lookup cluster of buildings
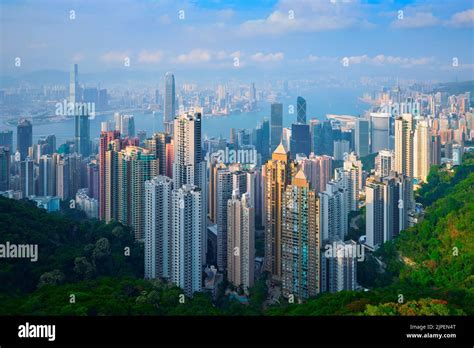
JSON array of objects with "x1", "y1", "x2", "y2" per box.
[{"x1": 1, "y1": 67, "x2": 472, "y2": 302}]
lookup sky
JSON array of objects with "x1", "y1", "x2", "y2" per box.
[{"x1": 0, "y1": 0, "x2": 473, "y2": 82}]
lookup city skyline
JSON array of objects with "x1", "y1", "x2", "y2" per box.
[{"x1": 0, "y1": 2, "x2": 473, "y2": 342}]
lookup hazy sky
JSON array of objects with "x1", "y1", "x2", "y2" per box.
[{"x1": 1, "y1": 0, "x2": 473, "y2": 81}]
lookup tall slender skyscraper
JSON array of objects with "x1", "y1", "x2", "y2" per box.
[
  {"x1": 118, "y1": 146, "x2": 159, "y2": 240},
  {"x1": 69, "y1": 64, "x2": 79, "y2": 104},
  {"x1": 227, "y1": 191, "x2": 255, "y2": 290},
  {"x1": 99, "y1": 131, "x2": 120, "y2": 220},
  {"x1": 144, "y1": 176, "x2": 173, "y2": 280},
  {"x1": 17, "y1": 119, "x2": 32, "y2": 161},
  {"x1": 355, "y1": 119, "x2": 370, "y2": 157},
  {"x1": 264, "y1": 142, "x2": 295, "y2": 279},
  {"x1": 394, "y1": 114, "x2": 414, "y2": 209},
  {"x1": 20, "y1": 157, "x2": 35, "y2": 197},
  {"x1": 173, "y1": 113, "x2": 205, "y2": 189},
  {"x1": 71, "y1": 64, "x2": 90, "y2": 157},
  {"x1": 270, "y1": 103, "x2": 283, "y2": 152},
  {"x1": 216, "y1": 165, "x2": 232, "y2": 271},
  {"x1": 171, "y1": 184, "x2": 203, "y2": 296},
  {"x1": 281, "y1": 169, "x2": 320, "y2": 300},
  {"x1": 164, "y1": 72, "x2": 176, "y2": 135},
  {"x1": 173, "y1": 112, "x2": 207, "y2": 263},
  {"x1": 296, "y1": 96, "x2": 306, "y2": 124}
]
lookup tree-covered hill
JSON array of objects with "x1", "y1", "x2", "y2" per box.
[{"x1": 0, "y1": 198, "x2": 143, "y2": 294}]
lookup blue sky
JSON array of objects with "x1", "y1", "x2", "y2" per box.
[{"x1": 0, "y1": 0, "x2": 473, "y2": 81}]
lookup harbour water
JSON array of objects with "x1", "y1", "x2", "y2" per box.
[{"x1": 2, "y1": 87, "x2": 369, "y2": 148}]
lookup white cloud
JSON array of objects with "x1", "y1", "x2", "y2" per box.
[
  {"x1": 445, "y1": 9, "x2": 474, "y2": 28},
  {"x1": 101, "y1": 51, "x2": 129, "y2": 63},
  {"x1": 251, "y1": 52, "x2": 284, "y2": 63},
  {"x1": 342, "y1": 54, "x2": 434, "y2": 68},
  {"x1": 240, "y1": 0, "x2": 371, "y2": 35},
  {"x1": 138, "y1": 50, "x2": 163, "y2": 63},
  {"x1": 175, "y1": 49, "x2": 212, "y2": 64},
  {"x1": 307, "y1": 55, "x2": 338, "y2": 63},
  {"x1": 391, "y1": 12, "x2": 440, "y2": 29}
]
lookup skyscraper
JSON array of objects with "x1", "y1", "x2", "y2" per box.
[
  {"x1": 296, "y1": 96, "x2": 306, "y2": 124},
  {"x1": 71, "y1": 64, "x2": 90, "y2": 157},
  {"x1": 281, "y1": 169, "x2": 320, "y2": 300},
  {"x1": 144, "y1": 176, "x2": 173, "y2": 280},
  {"x1": 38, "y1": 155, "x2": 56, "y2": 196},
  {"x1": 216, "y1": 165, "x2": 232, "y2": 271},
  {"x1": 320, "y1": 240, "x2": 357, "y2": 293},
  {"x1": 171, "y1": 184, "x2": 203, "y2": 297},
  {"x1": 413, "y1": 119, "x2": 431, "y2": 183},
  {"x1": 365, "y1": 172, "x2": 410, "y2": 249},
  {"x1": 0, "y1": 147, "x2": 10, "y2": 191},
  {"x1": 375, "y1": 150, "x2": 394, "y2": 178},
  {"x1": 301, "y1": 154, "x2": 332, "y2": 194},
  {"x1": 0, "y1": 130, "x2": 13, "y2": 151},
  {"x1": 173, "y1": 112, "x2": 206, "y2": 263},
  {"x1": 145, "y1": 132, "x2": 172, "y2": 176},
  {"x1": 336, "y1": 153, "x2": 363, "y2": 212},
  {"x1": 227, "y1": 191, "x2": 255, "y2": 290},
  {"x1": 99, "y1": 131, "x2": 120, "y2": 220},
  {"x1": 118, "y1": 146, "x2": 158, "y2": 240},
  {"x1": 270, "y1": 103, "x2": 283, "y2": 152},
  {"x1": 173, "y1": 113, "x2": 205, "y2": 189},
  {"x1": 56, "y1": 155, "x2": 70, "y2": 200},
  {"x1": 17, "y1": 119, "x2": 32, "y2": 161},
  {"x1": 430, "y1": 134, "x2": 441, "y2": 166},
  {"x1": 69, "y1": 64, "x2": 79, "y2": 104},
  {"x1": 290, "y1": 123, "x2": 311, "y2": 159},
  {"x1": 370, "y1": 113, "x2": 391, "y2": 153},
  {"x1": 312, "y1": 120, "x2": 333, "y2": 156},
  {"x1": 264, "y1": 142, "x2": 295, "y2": 279},
  {"x1": 20, "y1": 157, "x2": 34, "y2": 197},
  {"x1": 394, "y1": 114, "x2": 414, "y2": 209},
  {"x1": 255, "y1": 119, "x2": 270, "y2": 162},
  {"x1": 164, "y1": 72, "x2": 176, "y2": 134},
  {"x1": 355, "y1": 119, "x2": 370, "y2": 157},
  {"x1": 319, "y1": 180, "x2": 348, "y2": 242}
]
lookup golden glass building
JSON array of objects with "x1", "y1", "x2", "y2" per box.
[
  {"x1": 281, "y1": 169, "x2": 320, "y2": 300},
  {"x1": 263, "y1": 142, "x2": 295, "y2": 280}
]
